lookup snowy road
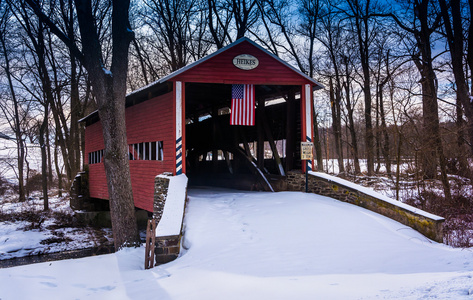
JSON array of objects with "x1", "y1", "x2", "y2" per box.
[{"x1": 0, "y1": 188, "x2": 472, "y2": 299}]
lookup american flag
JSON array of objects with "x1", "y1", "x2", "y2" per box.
[{"x1": 230, "y1": 84, "x2": 255, "y2": 126}]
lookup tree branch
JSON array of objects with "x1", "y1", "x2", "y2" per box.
[{"x1": 24, "y1": 0, "x2": 85, "y2": 65}]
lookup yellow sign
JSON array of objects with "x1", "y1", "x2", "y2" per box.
[{"x1": 301, "y1": 142, "x2": 314, "y2": 160}]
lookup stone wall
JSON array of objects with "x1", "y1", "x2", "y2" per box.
[
  {"x1": 155, "y1": 235, "x2": 181, "y2": 264},
  {"x1": 70, "y1": 169, "x2": 111, "y2": 211},
  {"x1": 286, "y1": 171, "x2": 445, "y2": 243},
  {"x1": 154, "y1": 173, "x2": 172, "y2": 223},
  {"x1": 70, "y1": 171, "x2": 89, "y2": 210}
]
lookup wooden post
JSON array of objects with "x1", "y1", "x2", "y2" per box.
[
  {"x1": 174, "y1": 81, "x2": 184, "y2": 175},
  {"x1": 241, "y1": 130, "x2": 253, "y2": 158},
  {"x1": 286, "y1": 90, "x2": 295, "y2": 171},
  {"x1": 300, "y1": 84, "x2": 313, "y2": 173},
  {"x1": 212, "y1": 106, "x2": 218, "y2": 172},
  {"x1": 262, "y1": 112, "x2": 285, "y2": 176},
  {"x1": 144, "y1": 219, "x2": 157, "y2": 269},
  {"x1": 257, "y1": 98, "x2": 265, "y2": 171},
  {"x1": 224, "y1": 151, "x2": 233, "y2": 174}
]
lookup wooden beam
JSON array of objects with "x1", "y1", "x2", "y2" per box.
[
  {"x1": 235, "y1": 147, "x2": 274, "y2": 192},
  {"x1": 212, "y1": 106, "x2": 218, "y2": 172},
  {"x1": 224, "y1": 151, "x2": 233, "y2": 174},
  {"x1": 257, "y1": 98, "x2": 265, "y2": 170},
  {"x1": 262, "y1": 112, "x2": 285, "y2": 176},
  {"x1": 240, "y1": 129, "x2": 253, "y2": 158},
  {"x1": 286, "y1": 90, "x2": 296, "y2": 171}
]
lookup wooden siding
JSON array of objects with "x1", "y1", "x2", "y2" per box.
[
  {"x1": 174, "y1": 41, "x2": 313, "y2": 85},
  {"x1": 85, "y1": 92, "x2": 175, "y2": 211}
]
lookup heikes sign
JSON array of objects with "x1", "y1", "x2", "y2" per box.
[{"x1": 233, "y1": 54, "x2": 259, "y2": 70}]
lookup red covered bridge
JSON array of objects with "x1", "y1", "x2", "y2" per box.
[{"x1": 77, "y1": 37, "x2": 323, "y2": 212}]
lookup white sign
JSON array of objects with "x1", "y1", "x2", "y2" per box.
[
  {"x1": 233, "y1": 54, "x2": 259, "y2": 70},
  {"x1": 301, "y1": 142, "x2": 314, "y2": 160}
]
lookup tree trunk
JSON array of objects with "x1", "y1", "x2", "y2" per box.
[
  {"x1": 98, "y1": 86, "x2": 139, "y2": 248},
  {"x1": 65, "y1": 0, "x2": 81, "y2": 183},
  {"x1": 395, "y1": 130, "x2": 402, "y2": 201},
  {"x1": 343, "y1": 63, "x2": 361, "y2": 174},
  {"x1": 69, "y1": 56, "x2": 82, "y2": 182},
  {"x1": 400, "y1": 0, "x2": 452, "y2": 200},
  {"x1": 54, "y1": 136, "x2": 63, "y2": 197},
  {"x1": 375, "y1": 85, "x2": 381, "y2": 173},
  {"x1": 379, "y1": 84, "x2": 392, "y2": 177},
  {"x1": 455, "y1": 95, "x2": 470, "y2": 177},
  {"x1": 46, "y1": 123, "x2": 53, "y2": 184},
  {"x1": 23, "y1": 0, "x2": 145, "y2": 248},
  {"x1": 39, "y1": 104, "x2": 49, "y2": 211},
  {"x1": 0, "y1": 32, "x2": 26, "y2": 202},
  {"x1": 439, "y1": 0, "x2": 473, "y2": 156},
  {"x1": 85, "y1": 0, "x2": 140, "y2": 249},
  {"x1": 313, "y1": 113, "x2": 324, "y2": 171},
  {"x1": 418, "y1": 53, "x2": 451, "y2": 200},
  {"x1": 363, "y1": 72, "x2": 375, "y2": 176},
  {"x1": 329, "y1": 77, "x2": 344, "y2": 173},
  {"x1": 351, "y1": 2, "x2": 375, "y2": 176}
]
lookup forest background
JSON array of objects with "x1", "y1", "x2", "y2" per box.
[{"x1": 0, "y1": 0, "x2": 472, "y2": 247}]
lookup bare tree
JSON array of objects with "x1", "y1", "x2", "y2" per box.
[
  {"x1": 343, "y1": 0, "x2": 385, "y2": 176},
  {"x1": 316, "y1": 0, "x2": 346, "y2": 173},
  {"x1": 207, "y1": 0, "x2": 232, "y2": 48},
  {"x1": 257, "y1": 0, "x2": 309, "y2": 73},
  {"x1": 341, "y1": 54, "x2": 361, "y2": 174},
  {"x1": 231, "y1": 0, "x2": 259, "y2": 39},
  {"x1": 10, "y1": 1, "x2": 54, "y2": 209},
  {"x1": 142, "y1": 0, "x2": 211, "y2": 73},
  {"x1": 372, "y1": 28, "x2": 406, "y2": 178},
  {"x1": 383, "y1": 0, "x2": 451, "y2": 200},
  {"x1": 438, "y1": 0, "x2": 472, "y2": 177},
  {"x1": 58, "y1": 0, "x2": 83, "y2": 184},
  {"x1": 0, "y1": 2, "x2": 26, "y2": 201},
  {"x1": 329, "y1": 77, "x2": 345, "y2": 173},
  {"x1": 26, "y1": 0, "x2": 140, "y2": 248}
]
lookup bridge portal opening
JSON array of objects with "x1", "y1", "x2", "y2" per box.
[{"x1": 184, "y1": 83, "x2": 302, "y2": 191}]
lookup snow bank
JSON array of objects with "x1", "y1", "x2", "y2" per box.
[{"x1": 155, "y1": 174, "x2": 188, "y2": 237}]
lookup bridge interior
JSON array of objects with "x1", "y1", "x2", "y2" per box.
[{"x1": 184, "y1": 83, "x2": 303, "y2": 191}]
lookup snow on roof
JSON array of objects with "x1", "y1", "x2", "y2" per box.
[
  {"x1": 309, "y1": 171, "x2": 444, "y2": 221},
  {"x1": 155, "y1": 173, "x2": 188, "y2": 237}
]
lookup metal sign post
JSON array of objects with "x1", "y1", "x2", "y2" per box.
[{"x1": 300, "y1": 142, "x2": 314, "y2": 193}]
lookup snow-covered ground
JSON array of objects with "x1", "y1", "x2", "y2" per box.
[
  {"x1": 0, "y1": 194, "x2": 112, "y2": 260},
  {"x1": 0, "y1": 188, "x2": 472, "y2": 299}
]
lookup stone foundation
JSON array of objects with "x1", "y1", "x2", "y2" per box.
[
  {"x1": 70, "y1": 171, "x2": 90, "y2": 210},
  {"x1": 155, "y1": 235, "x2": 181, "y2": 264},
  {"x1": 74, "y1": 209, "x2": 149, "y2": 228},
  {"x1": 286, "y1": 171, "x2": 445, "y2": 243}
]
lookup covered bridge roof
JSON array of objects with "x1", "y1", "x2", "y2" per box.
[{"x1": 80, "y1": 37, "x2": 323, "y2": 125}]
